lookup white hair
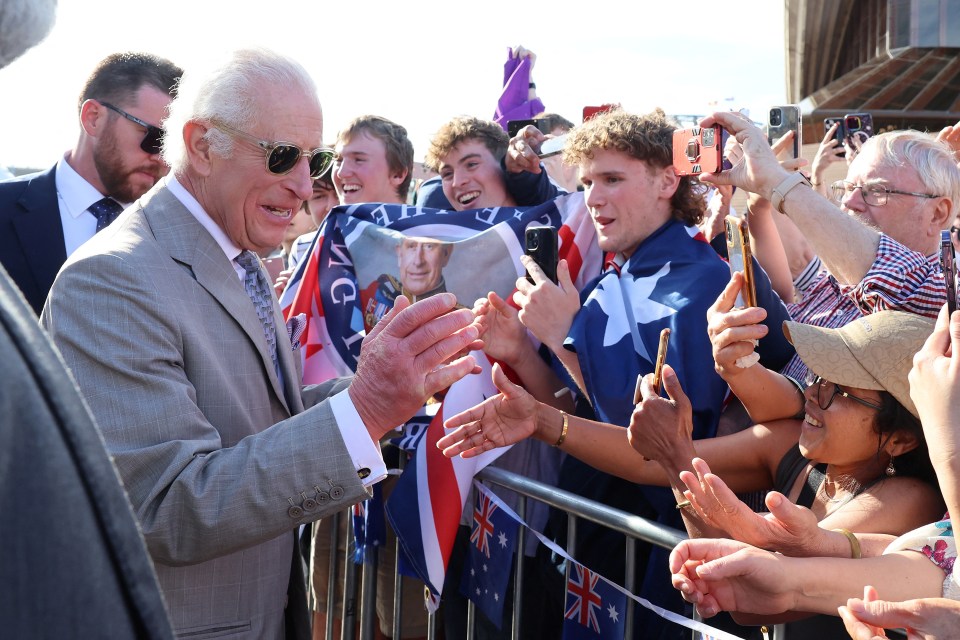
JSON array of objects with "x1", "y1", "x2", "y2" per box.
[
  {"x1": 161, "y1": 48, "x2": 320, "y2": 173},
  {"x1": 0, "y1": 0, "x2": 57, "y2": 69}
]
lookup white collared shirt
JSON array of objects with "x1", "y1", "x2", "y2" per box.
[
  {"x1": 55, "y1": 154, "x2": 130, "y2": 256},
  {"x1": 165, "y1": 176, "x2": 386, "y2": 487}
]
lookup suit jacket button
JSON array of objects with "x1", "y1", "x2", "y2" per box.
[
  {"x1": 302, "y1": 498, "x2": 318, "y2": 512},
  {"x1": 358, "y1": 468, "x2": 371, "y2": 480},
  {"x1": 329, "y1": 486, "x2": 344, "y2": 500},
  {"x1": 288, "y1": 505, "x2": 304, "y2": 518}
]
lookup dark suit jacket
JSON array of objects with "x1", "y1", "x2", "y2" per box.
[
  {"x1": 0, "y1": 165, "x2": 67, "y2": 315},
  {"x1": 0, "y1": 262, "x2": 174, "y2": 638}
]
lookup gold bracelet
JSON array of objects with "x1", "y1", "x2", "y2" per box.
[
  {"x1": 832, "y1": 528, "x2": 862, "y2": 559},
  {"x1": 553, "y1": 411, "x2": 569, "y2": 447}
]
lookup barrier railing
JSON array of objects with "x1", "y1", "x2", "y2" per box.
[{"x1": 315, "y1": 466, "x2": 786, "y2": 640}]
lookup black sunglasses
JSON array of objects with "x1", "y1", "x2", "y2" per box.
[
  {"x1": 210, "y1": 119, "x2": 334, "y2": 179},
  {"x1": 100, "y1": 101, "x2": 164, "y2": 155}
]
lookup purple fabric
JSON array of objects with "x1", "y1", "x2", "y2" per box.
[{"x1": 493, "y1": 48, "x2": 545, "y2": 129}]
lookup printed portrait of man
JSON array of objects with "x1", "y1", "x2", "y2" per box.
[{"x1": 364, "y1": 236, "x2": 455, "y2": 329}]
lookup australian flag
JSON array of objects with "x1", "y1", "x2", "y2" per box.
[
  {"x1": 562, "y1": 563, "x2": 627, "y2": 640},
  {"x1": 459, "y1": 485, "x2": 520, "y2": 628}
]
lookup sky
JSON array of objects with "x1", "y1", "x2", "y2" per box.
[{"x1": 0, "y1": 0, "x2": 786, "y2": 171}]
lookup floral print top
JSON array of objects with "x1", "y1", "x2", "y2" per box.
[{"x1": 886, "y1": 514, "x2": 958, "y2": 600}]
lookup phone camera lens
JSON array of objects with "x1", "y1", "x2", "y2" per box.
[{"x1": 769, "y1": 109, "x2": 782, "y2": 126}]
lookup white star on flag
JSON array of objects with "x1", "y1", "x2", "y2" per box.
[
  {"x1": 498, "y1": 531, "x2": 508, "y2": 548},
  {"x1": 607, "y1": 603, "x2": 619, "y2": 622},
  {"x1": 584, "y1": 262, "x2": 677, "y2": 360}
]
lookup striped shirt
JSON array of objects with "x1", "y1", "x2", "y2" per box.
[{"x1": 780, "y1": 234, "x2": 944, "y2": 382}]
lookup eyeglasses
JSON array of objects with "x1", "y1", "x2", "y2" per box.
[
  {"x1": 808, "y1": 375, "x2": 883, "y2": 411},
  {"x1": 210, "y1": 119, "x2": 334, "y2": 179},
  {"x1": 950, "y1": 225, "x2": 960, "y2": 237},
  {"x1": 830, "y1": 180, "x2": 939, "y2": 207},
  {"x1": 100, "y1": 101, "x2": 164, "y2": 155}
]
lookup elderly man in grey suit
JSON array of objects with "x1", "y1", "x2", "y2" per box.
[{"x1": 41, "y1": 48, "x2": 482, "y2": 640}]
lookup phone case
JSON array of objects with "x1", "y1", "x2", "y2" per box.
[
  {"x1": 767, "y1": 105, "x2": 802, "y2": 160},
  {"x1": 525, "y1": 226, "x2": 558, "y2": 284},
  {"x1": 844, "y1": 113, "x2": 874, "y2": 150},
  {"x1": 941, "y1": 230, "x2": 956, "y2": 315},
  {"x1": 672, "y1": 126, "x2": 723, "y2": 176},
  {"x1": 508, "y1": 119, "x2": 538, "y2": 138},
  {"x1": 582, "y1": 105, "x2": 617, "y2": 122},
  {"x1": 725, "y1": 216, "x2": 757, "y2": 308}
]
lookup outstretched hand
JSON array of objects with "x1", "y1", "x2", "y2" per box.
[
  {"x1": 679, "y1": 457, "x2": 822, "y2": 556},
  {"x1": 438, "y1": 362, "x2": 540, "y2": 458},
  {"x1": 838, "y1": 585, "x2": 960, "y2": 640},
  {"x1": 627, "y1": 364, "x2": 695, "y2": 465},
  {"x1": 350, "y1": 293, "x2": 482, "y2": 441}
]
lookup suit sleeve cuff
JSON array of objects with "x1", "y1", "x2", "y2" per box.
[{"x1": 328, "y1": 390, "x2": 388, "y2": 487}]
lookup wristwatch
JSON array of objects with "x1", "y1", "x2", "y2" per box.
[{"x1": 770, "y1": 172, "x2": 811, "y2": 214}]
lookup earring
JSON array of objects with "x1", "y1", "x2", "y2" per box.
[{"x1": 886, "y1": 457, "x2": 896, "y2": 477}]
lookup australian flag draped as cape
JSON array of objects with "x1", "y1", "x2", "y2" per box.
[
  {"x1": 280, "y1": 192, "x2": 602, "y2": 609},
  {"x1": 566, "y1": 218, "x2": 729, "y2": 436}
]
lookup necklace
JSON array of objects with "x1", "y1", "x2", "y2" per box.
[{"x1": 820, "y1": 478, "x2": 846, "y2": 504}]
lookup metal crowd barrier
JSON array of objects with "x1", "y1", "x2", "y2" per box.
[{"x1": 316, "y1": 466, "x2": 787, "y2": 640}]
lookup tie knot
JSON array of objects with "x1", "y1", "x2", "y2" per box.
[
  {"x1": 236, "y1": 250, "x2": 261, "y2": 274},
  {"x1": 89, "y1": 197, "x2": 123, "y2": 231}
]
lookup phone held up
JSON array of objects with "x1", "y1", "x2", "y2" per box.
[
  {"x1": 525, "y1": 226, "x2": 558, "y2": 284},
  {"x1": 725, "y1": 215, "x2": 757, "y2": 308},
  {"x1": 941, "y1": 229, "x2": 957, "y2": 315},
  {"x1": 672, "y1": 125, "x2": 725, "y2": 176},
  {"x1": 767, "y1": 105, "x2": 802, "y2": 161},
  {"x1": 582, "y1": 104, "x2": 618, "y2": 122},
  {"x1": 634, "y1": 328, "x2": 671, "y2": 403}
]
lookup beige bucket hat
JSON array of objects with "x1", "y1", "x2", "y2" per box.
[{"x1": 783, "y1": 311, "x2": 935, "y2": 418}]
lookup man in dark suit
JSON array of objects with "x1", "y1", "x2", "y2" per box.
[
  {"x1": 41, "y1": 48, "x2": 482, "y2": 639},
  {"x1": 0, "y1": 51, "x2": 181, "y2": 314}
]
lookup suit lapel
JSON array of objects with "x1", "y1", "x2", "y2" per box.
[
  {"x1": 12, "y1": 167, "x2": 67, "y2": 300},
  {"x1": 141, "y1": 186, "x2": 294, "y2": 412}
]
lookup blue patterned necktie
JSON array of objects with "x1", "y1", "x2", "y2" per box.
[
  {"x1": 89, "y1": 197, "x2": 123, "y2": 232},
  {"x1": 235, "y1": 250, "x2": 280, "y2": 379}
]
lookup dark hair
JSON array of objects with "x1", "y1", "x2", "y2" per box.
[
  {"x1": 424, "y1": 116, "x2": 509, "y2": 173},
  {"x1": 874, "y1": 392, "x2": 938, "y2": 487},
  {"x1": 78, "y1": 52, "x2": 182, "y2": 113}
]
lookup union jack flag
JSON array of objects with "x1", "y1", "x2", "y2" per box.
[
  {"x1": 562, "y1": 562, "x2": 626, "y2": 640},
  {"x1": 565, "y1": 565, "x2": 602, "y2": 633},
  {"x1": 469, "y1": 492, "x2": 497, "y2": 558}
]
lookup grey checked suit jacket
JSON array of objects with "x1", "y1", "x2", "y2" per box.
[{"x1": 41, "y1": 182, "x2": 370, "y2": 639}]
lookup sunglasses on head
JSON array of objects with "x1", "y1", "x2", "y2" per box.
[
  {"x1": 210, "y1": 119, "x2": 334, "y2": 179},
  {"x1": 100, "y1": 101, "x2": 164, "y2": 155}
]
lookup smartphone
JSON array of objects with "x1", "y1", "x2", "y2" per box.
[
  {"x1": 941, "y1": 229, "x2": 957, "y2": 315},
  {"x1": 673, "y1": 125, "x2": 725, "y2": 176},
  {"x1": 767, "y1": 105, "x2": 802, "y2": 161},
  {"x1": 525, "y1": 226, "x2": 558, "y2": 284},
  {"x1": 262, "y1": 256, "x2": 285, "y2": 283},
  {"x1": 582, "y1": 104, "x2": 617, "y2": 122},
  {"x1": 844, "y1": 113, "x2": 874, "y2": 153},
  {"x1": 538, "y1": 134, "x2": 567, "y2": 159},
  {"x1": 652, "y1": 328, "x2": 672, "y2": 395},
  {"x1": 823, "y1": 117, "x2": 845, "y2": 157},
  {"x1": 725, "y1": 216, "x2": 757, "y2": 308},
  {"x1": 633, "y1": 328, "x2": 672, "y2": 403},
  {"x1": 508, "y1": 118, "x2": 540, "y2": 138}
]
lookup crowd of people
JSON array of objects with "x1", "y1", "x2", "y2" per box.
[{"x1": 1, "y1": 14, "x2": 959, "y2": 640}]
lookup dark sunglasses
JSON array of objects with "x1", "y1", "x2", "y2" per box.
[
  {"x1": 211, "y1": 119, "x2": 334, "y2": 179},
  {"x1": 100, "y1": 101, "x2": 164, "y2": 155}
]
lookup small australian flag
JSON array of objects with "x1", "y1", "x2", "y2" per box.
[{"x1": 459, "y1": 488, "x2": 520, "y2": 628}]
